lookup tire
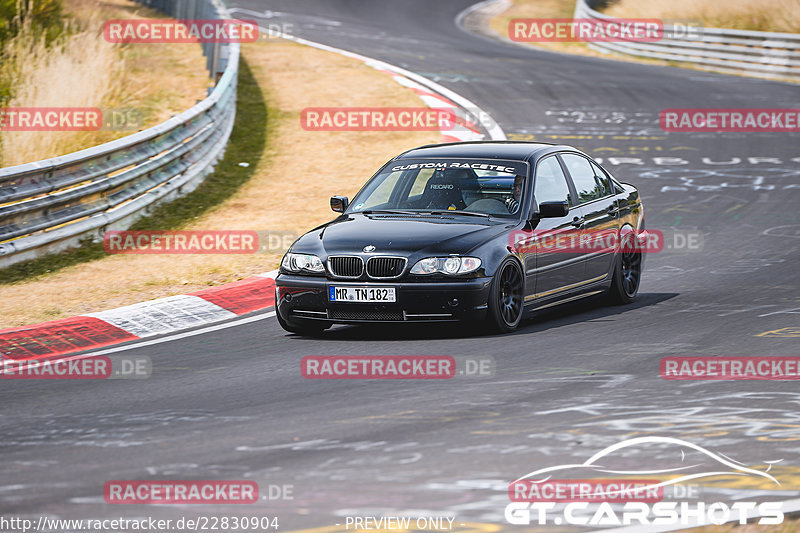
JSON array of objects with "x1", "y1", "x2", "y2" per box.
[
  {"x1": 486, "y1": 258, "x2": 525, "y2": 333},
  {"x1": 276, "y1": 311, "x2": 330, "y2": 337},
  {"x1": 608, "y1": 231, "x2": 642, "y2": 305}
]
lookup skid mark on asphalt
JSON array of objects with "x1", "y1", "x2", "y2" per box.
[{"x1": 0, "y1": 411, "x2": 250, "y2": 448}]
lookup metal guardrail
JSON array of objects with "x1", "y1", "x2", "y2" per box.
[
  {"x1": 576, "y1": 0, "x2": 800, "y2": 81},
  {"x1": 0, "y1": 0, "x2": 239, "y2": 268}
]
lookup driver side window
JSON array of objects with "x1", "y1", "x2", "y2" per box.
[{"x1": 534, "y1": 156, "x2": 572, "y2": 207}]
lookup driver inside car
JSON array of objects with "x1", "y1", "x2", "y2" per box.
[{"x1": 504, "y1": 174, "x2": 524, "y2": 214}]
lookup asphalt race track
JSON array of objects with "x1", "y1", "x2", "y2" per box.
[{"x1": 2, "y1": 1, "x2": 799, "y2": 530}]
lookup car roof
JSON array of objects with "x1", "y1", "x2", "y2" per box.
[{"x1": 394, "y1": 141, "x2": 578, "y2": 162}]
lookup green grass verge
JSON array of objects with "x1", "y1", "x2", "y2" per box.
[{"x1": 0, "y1": 56, "x2": 270, "y2": 285}]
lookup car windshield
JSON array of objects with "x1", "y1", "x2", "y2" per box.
[{"x1": 347, "y1": 158, "x2": 529, "y2": 217}]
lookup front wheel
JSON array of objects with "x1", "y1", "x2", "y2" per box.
[
  {"x1": 486, "y1": 258, "x2": 524, "y2": 333},
  {"x1": 276, "y1": 311, "x2": 330, "y2": 337}
]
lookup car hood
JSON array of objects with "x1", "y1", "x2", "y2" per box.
[{"x1": 295, "y1": 214, "x2": 511, "y2": 257}]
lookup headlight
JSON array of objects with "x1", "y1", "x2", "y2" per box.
[
  {"x1": 281, "y1": 253, "x2": 325, "y2": 273},
  {"x1": 410, "y1": 256, "x2": 482, "y2": 275}
]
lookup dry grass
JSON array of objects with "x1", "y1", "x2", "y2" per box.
[
  {"x1": 606, "y1": 0, "x2": 800, "y2": 34},
  {"x1": 489, "y1": 0, "x2": 661, "y2": 60},
  {"x1": 489, "y1": 0, "x2": 600, "y2": 56},
  {"x1": 489, "y1": 0, "x2": 800, "y2": 81},
  {"x1": 0, "y1": 40, "x2": 440, "y2": 328},
  {"x1": 0, "y1": 0, "x2": 209, "y2": 166}
]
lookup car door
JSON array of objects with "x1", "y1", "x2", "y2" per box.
[
  {"x1": 523, "y1": 155, "x2": 586, "y2": 300},
  {"x1": 559, "y1": 153, "x2": 620, "y2": 282}
]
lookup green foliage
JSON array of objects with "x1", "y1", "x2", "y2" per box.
[
  {"x1": 0, "y1": 0, "x2": 66, "y2": 104},
  {"x1": 0, "y1": 0, "x2": 64, "y2": 44}
]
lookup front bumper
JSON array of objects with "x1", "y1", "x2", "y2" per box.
[{"x1": 276, "y1": 274, "x2": 492, "y2": 324}]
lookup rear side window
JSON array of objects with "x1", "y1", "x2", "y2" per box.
[
  {"x1": 534, "y1": 156, "x2": 572, "y2": 206},
  {"x1": 561, "y1": 153, "x2": 607, "y2": 204},
  {"x1": 590, "y1": 161, "x2": 613, "y2": 196}
]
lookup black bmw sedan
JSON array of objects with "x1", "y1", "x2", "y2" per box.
[{"x1": 275, "y1": 141, "x2": 647, "y2": 335}]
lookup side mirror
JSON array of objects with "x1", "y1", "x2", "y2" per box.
[
  {"x1": 330, "y1": 195, "x2": 349, "y2": 213},
  {"x1": 537, "y1": 201, "x2": 569, "y2": 219}
]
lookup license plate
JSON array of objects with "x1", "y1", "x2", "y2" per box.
[{"x1": 329, "y1": 286, "x2": 396, "y2": 303}]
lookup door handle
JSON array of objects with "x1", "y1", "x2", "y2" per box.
[
  {"x1": 608, "y1": 204, "x2": 619, "y2": 215},
  {"x1": 570, "y1": 217, "x2": 585, "y2": 228}
]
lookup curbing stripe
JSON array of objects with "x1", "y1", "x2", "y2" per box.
[
  {"x1": 192, "y1": 276, "x2": 276, "y2": 315},
  {"x1": 0, "y1": 273, "x2": 280, "y2": 361},
  {"x1": 84, "y1": 295, "x2": 238, "y2": 338},
  {"x1": 0, "y1": 316, "x2": 137, "y2": 361}
]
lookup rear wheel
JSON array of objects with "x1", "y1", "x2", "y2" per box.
[
  {"x1": 276, "y1": 311, "x2": 330, "y2": 337},
  {"x1": 487, "y1": 258, "x2": 524, "y2": 333},
  {"x1": 608, "y1": 232, "x2": 642, "y2": 304}
]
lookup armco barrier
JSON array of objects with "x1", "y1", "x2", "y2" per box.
[
  {"x1": 575, "y1": 0, "x2": 800, "y2": 81},
  {"x1": 0, "y1": 0, "x2": 239, "y2": 269}
]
